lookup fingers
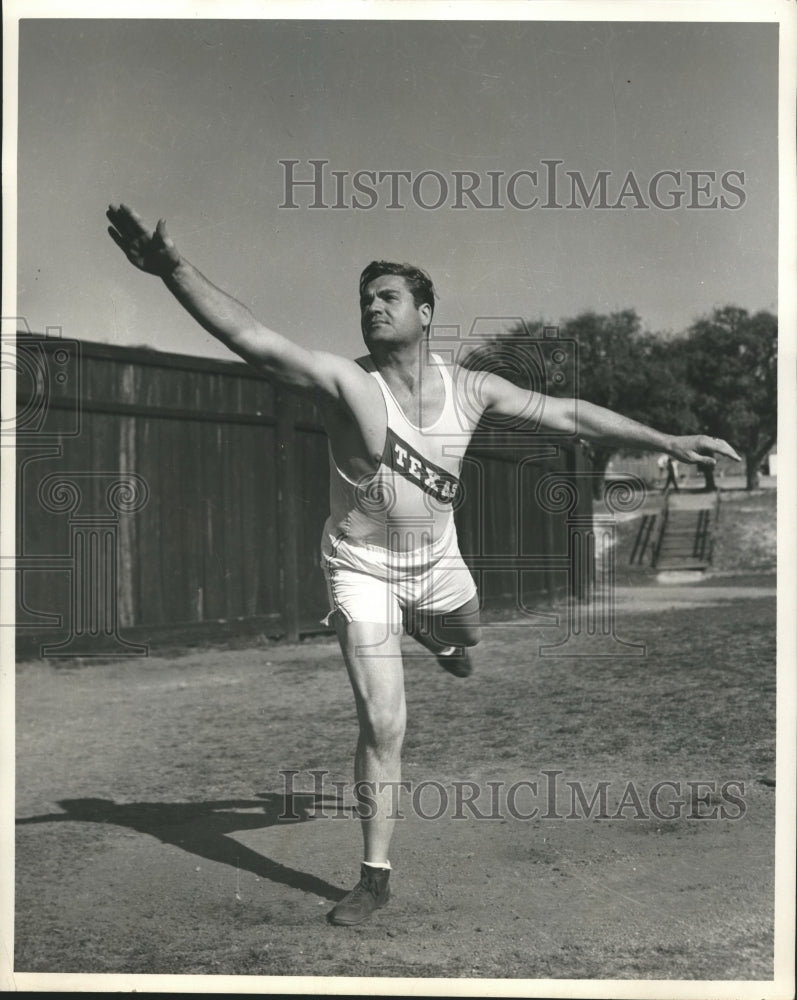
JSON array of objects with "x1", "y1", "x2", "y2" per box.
[
  {"x1": 107, "y1": 225, "x2": 128, "y2": 252},
  {"x1": 155, "y1": 218, "x2": 173, "y2": 247},
  {"x1": 106, "y1": 206, "x2": 138, "y2": 243},
  {"x1": 678, "y1": 446, "x2": 715, "y2": 466},
  {"x1": 702, "y1": 436, "x2": 742, "y2": 462},
  {"x1": 675, "y1": 435, "x2": 742, "y2": 466},
  {"x1": 106, "y1": 203, "x2": 149, "y2": 239},
  {"x1": 716, "y1": 440, "x2": 742, "y2": 462}
]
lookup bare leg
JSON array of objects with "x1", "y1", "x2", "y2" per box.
[
  {"x1": 333, "y1": 616, "x2": 406, "y2": 863},
  {"x1": 405, "y1": 593, "x2": 482, "y2": 654}
]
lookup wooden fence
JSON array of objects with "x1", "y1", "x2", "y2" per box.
[{"x1": 14, "y1": 334, "x2": 592, "y2": 655}]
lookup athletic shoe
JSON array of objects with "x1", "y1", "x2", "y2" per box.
[
  {"x1": 328, "y1": 863, "x2": 391, "y2": 926},
  {"x1": 436, "y1": 645, "x2": 473, "y2": 678}
]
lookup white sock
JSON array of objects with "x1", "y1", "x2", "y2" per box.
[
  {"x1": 363, "y1": 860, "x2": 391, "y2": 870},
  {"x1": 438, "y1": 645, "x2": 457, "y2": 656}
]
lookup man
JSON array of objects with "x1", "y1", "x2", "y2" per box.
[
  {"x1": 106, "y1": 203, "x2": 740, "y2": 926},
  {"x1": 664, "y1": 455, "x2": 681, "y2": 492}
]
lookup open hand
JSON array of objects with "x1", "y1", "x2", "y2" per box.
[
  {"x1": 106, "y1": 203, "x2": 181, "y2": 277},
  {"x1": 668, "y1": 435, "x2": 741, "y2": 466}
]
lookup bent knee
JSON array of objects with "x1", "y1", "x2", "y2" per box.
[{"x1": 460, "y1": 625, "x2": 482, "y2": 647}]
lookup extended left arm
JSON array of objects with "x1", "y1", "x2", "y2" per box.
[{"x1": 476, "y1": 371, "x2": 741, "y2": 466}]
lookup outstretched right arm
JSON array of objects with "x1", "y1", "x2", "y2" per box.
[{"x1": 106, "y1": 203, "x2": 356, "y2": 398}]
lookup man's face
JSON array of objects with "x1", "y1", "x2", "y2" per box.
[{"x1": 360, "y1": 275, "x2": 431, "y2": 346}]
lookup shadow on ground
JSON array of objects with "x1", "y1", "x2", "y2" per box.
[{"x1": 16, "y1": 793, "x2": 351, "y2": 902}]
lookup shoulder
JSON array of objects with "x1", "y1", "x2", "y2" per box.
[
  {"x1": 448, "y1": 361, "x2": 501, "y2": 399},
  {"x1": 311, "y1": 350, "x2": 373, "y2": 384},
  {"x1": 445, "y1": 362, "x2": 496, "y2": 425},
  {"x1": 315, "y1": 350, "x2": 383, "y2": 413}
]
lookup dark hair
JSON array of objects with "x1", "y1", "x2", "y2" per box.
[{"x1": 359, "y1": 261, "x2": 436, "y2": 322}]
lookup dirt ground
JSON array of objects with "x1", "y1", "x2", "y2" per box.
[{"x1": 11, "y1": 488, "x2": 784, "y2": 991}]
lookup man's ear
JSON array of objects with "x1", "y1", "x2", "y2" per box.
[{"x1": 419, "y1": 302, "x2": 432, "y2": 328}]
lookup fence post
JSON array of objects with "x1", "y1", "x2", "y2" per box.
[{"x1": 275, "y1": 389, "x2": 300, "y2": 642}]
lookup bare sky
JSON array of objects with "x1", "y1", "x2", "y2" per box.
[{"x1": 16, "y1": 16, "x2": 778, "y2": 361}]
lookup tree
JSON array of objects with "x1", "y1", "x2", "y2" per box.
[
  {"x1": 462, "y1": 310, "x2": 697, "y2": 496},
  {"x1": 677, "y1": 307, "x2": 777, "y2": 490}
]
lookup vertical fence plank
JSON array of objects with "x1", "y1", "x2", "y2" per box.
[
  {"x1": 254, "y1": 426, "x2": 279, "y2": 620},
  {"x1": 294, "y1": 423, "x2": 331, "y2": 631},
  {"x1": 117, "y1": 414, "x2": 136, "y2": 628},
  {"x1": 237, "y1": 424, "x2": 259, "y2": 619},
  {"x1": 275, "y1": 388, "x2": 300, "y2": 642}
]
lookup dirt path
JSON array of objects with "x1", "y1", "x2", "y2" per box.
[{"x1": 13, "y1": 573, "x2": 778, "y2": 989}]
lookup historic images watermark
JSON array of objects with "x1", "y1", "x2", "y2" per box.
[
  {"x1": 278, "y1": 769, "x2": 747, "y2": 822},
  {"x1": 279, "y1": 159, "x2": 747, "y2": 211}
]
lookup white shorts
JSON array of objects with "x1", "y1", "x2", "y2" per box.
[{"x1": 320, "y1": 521, "x2": 478, "y2": 628}]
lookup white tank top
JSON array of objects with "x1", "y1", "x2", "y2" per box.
[{"x1": 323, "y1": 354, "x2": 468, "y2": 552}]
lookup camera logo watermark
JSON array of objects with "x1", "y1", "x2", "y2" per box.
[
  {"x1": 346, "y1": 320, "x2": 647, "y2": 659},
  {"x1": 35, "y1": 472, "x2": 150, "y2": 657},
  {"x1": 5, "y1": 324, "x2": 150, "y2": 657},
  {"x1": 2, "y1": 323, "x2": 82, "y2": 440}
]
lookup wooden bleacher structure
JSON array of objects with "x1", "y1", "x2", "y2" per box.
[{"x1": 630, "y1": 489, "x2": 720, "y2": 571}]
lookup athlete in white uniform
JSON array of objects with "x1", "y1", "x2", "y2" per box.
[
  {"x1": 321, "y1": 351, "x2": 477, "y2": 640},
  {"x1": 107, "y1": 204, "x2": 741, "y2": 926}
]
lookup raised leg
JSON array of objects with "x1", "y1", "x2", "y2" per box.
[{"x1": 405, "y1": 593, "x2": 482, "y2": 654}]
